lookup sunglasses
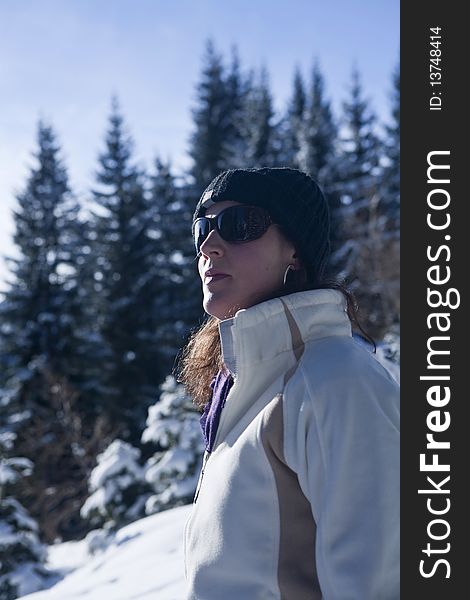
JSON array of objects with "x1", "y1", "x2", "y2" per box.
[
  {"x1": 192, "y1": 205, "x2": 275, "y2": 255},
  {"x1": 193, "y1": 205, "x2": 274, "y2": 254}
]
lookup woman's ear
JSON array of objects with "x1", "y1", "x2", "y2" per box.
[
  {"x1": 283, "y1": 236, "x2": 300, "y2": 269},
  {"x1": 291, "y1": 250, "x2": 300, "y2": 270}
]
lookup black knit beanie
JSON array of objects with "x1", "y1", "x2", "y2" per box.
[{"x1": 193, "y1": 167, "x2": 331, "y2": 285}]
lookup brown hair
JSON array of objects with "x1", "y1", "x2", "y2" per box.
[{"x1": 175, "y1": 264, "x2": 374, "y2": 410}]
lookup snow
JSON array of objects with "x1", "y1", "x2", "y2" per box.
[
  {"x1": 88, "y1": 441, "x2": 143, "y2": 491},
  {"x1": 19, "y1": 504, "x2": 191, "y2": 600},
  {"x1": 145, "y1": 447, "x2": 194, "y2": 481},
  {"x1": 142, "y1": 415, "x2": 182, "y2": 447},
  {"x1": 139, "y1": 376, "x2": 204, "y2": 513},
  {"x1": 80, "y1": 439, "x2": 147, "y2": 528},
  {"x1": 12, "y1": 352, "x2": 399, "y2": 600},
  {"x1": 0, "y1": 456, "x2": 33, "y2": 484},
  {"x1": 9, "y1": 563, "x2": 55, "y2": 600},
  {"x1": 0, "y1": 497, "x2": 49, "y2": 597},
  {"x1": 0, "y1": 497, "x2": 39, "y2": 534}
]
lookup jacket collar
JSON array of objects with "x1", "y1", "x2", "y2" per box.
[
  {"x1": 218, "y1": 288, "x2": 352, "y2": 379},
  {"x1": 212, "y1": 289, "x2": 352, "y2": 447}
]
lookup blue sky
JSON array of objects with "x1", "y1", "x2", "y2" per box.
[{"x1": 0, "y1": 0, "x2": 399, "y2": 288}]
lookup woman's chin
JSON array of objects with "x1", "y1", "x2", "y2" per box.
[
  {"x1": 204, "y1": 287, "x2": 278, "y2": 319},
  {"x1": 204, "y1": 304, "x2": 236, "y2": 320},
  {"x1": 203, "y1": 294, "x2": 241, "y2": 320}
]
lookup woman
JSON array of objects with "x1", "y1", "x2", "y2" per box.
[{"x1": 179, "y1": 167, "x2": 399, "y2": 599}]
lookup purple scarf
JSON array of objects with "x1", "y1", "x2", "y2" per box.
[{"x1": 199, "y1": 368, "x2": 234, "y2": 453}]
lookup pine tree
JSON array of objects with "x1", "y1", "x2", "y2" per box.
[
  {"x1": 80, "y1": 439, "x2": 151, "y2": 532},
  {"x1": 142, "y1": 376, "x2": 204, "y2": 513},
  {"x1": 333, "y1": 67, "x2": 396, "y2": 338},
  {"x1": 382, "y1": 63, "x2": 400, "y2": 232},
  {"x1": 371, "y1": 63, "x2": 400, "y2": 334},
  {"x1": 189, "y1": 40, "x2": 252, "y2": 190},
  {"x1": 335, "y1": 66, "x2": 382, "y2": 210},
  {"x1": 234, "y1": 66, "x2": 278, "y2": 168},
  {"x1": 0, "y1": 122, "x2": 84, "y2": 381},
  {"x1": 189, "y1": 40, "x2": 229, "y2": 189},
  {"x1": 223, "y1": 46, "x2": 251, "y2": 169},
  {"x1": 0, "y1": 422, "x2": 50, "y2": 599},
  {"x1": 148, "y1": 159, "x2": 203, "y2": 371},
  {"x1": 277, "y1": 67, "x2": 307, "y2": 168},
  {"x1": 298, "y1": 61, "x2": 338, "y2": 193},
  {"x1": 0, "y1": 122, "x2": 109, "y2": 542},
  {"x1": 296, "y1": 60, "x2": 341, "y2": 275},
  {"x1": 331, "y1": 66, "x2": 382, "y2": 274},
  {"x1": 90, "y1": 98, "x2": 167, "y2": 443}
]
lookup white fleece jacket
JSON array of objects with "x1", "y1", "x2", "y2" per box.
[{"x1": 184, "y1": 289, "x2": 400, "y2": 600}]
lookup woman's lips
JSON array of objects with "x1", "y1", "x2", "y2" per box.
[{"x1": 205, "y1": 274, "x2": 230, "y2": 285}]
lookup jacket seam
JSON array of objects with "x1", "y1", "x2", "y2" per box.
[
  {"x1": 297, "y1": 361, "x2": 340, "y2": 600},
  {"x1": 257, "y1": 415, "x2": 282, "y2": 599}
]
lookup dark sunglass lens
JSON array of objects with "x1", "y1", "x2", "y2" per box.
[
  {"x1": 233, "y1": 206, "x2": 270, "y2": 241},
  {"x1": 217, "y1": 207, "x2": 243, "y2": 241},
  {"x1": 193, "y1": 219, "x2": 210, "y2": 252},
  {"x1": 218, "y1": 206, "x2": 261, "y2": 242},
  {"x1": 246, "y1": 208, "x2": 269, "y2": 238},
  {"x1": 195, "y1": 206, "x2": 271, "y2": 250}
]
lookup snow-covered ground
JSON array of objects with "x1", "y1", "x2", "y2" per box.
[
  {"x1": 20, "y1": 504, "x2": 191, "y2": 600},
  {"x1": 17, "y1": 341, "x2": 399, "y2": 600}
]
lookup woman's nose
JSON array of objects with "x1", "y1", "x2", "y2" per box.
[{"x1": 199, "y1": 228, "x2": 225, "y2": 256}]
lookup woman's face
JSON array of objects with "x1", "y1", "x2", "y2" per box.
[{"x1": 197, "y1": 200, "x2": 298, "y2": 320}]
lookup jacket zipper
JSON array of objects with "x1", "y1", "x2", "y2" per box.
[
  {"x1": 193, "y1": 373, "x2": 236, "y2": 504},
  {"x1": 193, "y1": 449, "x2": 211, "y2": 504}
]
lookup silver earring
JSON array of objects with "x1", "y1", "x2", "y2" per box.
[{"x1": 283, "y1": 264, "x2": 295, "y2": 286}]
